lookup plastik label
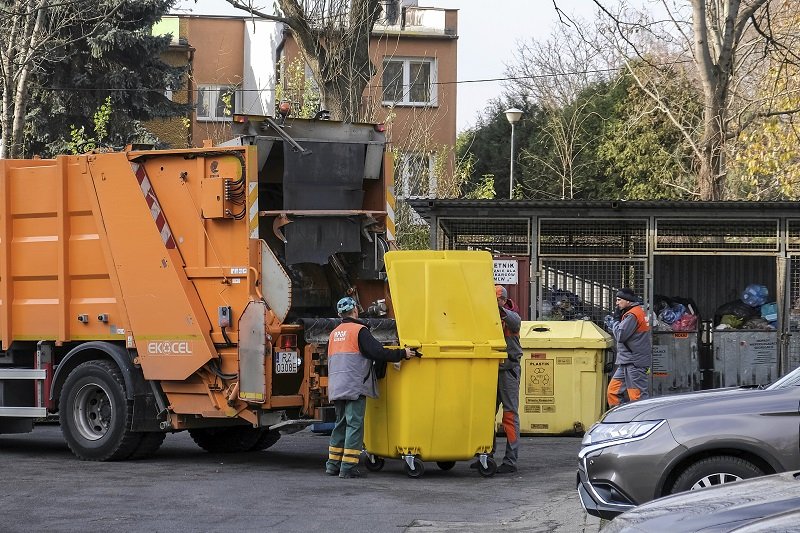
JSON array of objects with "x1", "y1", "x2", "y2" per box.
[{"x1": 147, "y1": 341, "x2": 193, "y2": 355}]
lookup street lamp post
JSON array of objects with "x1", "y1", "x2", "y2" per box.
[{"x1": 504, "y1": 108, "x2": 523, "y2": 199}]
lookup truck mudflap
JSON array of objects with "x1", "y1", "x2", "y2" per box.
[
  {"x1": 297, "y1": 318, "x2": 398, "y2": 345},
  {"x1": 269, "y1": 418, "x2": 321, "y2": 435}
]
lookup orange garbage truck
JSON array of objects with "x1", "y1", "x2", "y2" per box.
[{"x1": 0, "y1": 117, "x2": 396, "y2": 460}]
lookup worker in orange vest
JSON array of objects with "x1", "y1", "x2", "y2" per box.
[
  {"x1": 494, "y1": 285, "x2": 522, "y2": 474},
  {"x1": 604, "y1": 287, "x2": 652, "y2": 407},
  {"x1": 325, "y1": 296, "x2": 413, "y2": 479}
]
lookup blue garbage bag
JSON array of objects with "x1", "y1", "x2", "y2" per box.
[
  {"x1": 659, "y1": 303, "x2": 686, "y2": 325},
  {"x1": 742, "y1": 284, "x2": 768, "y2": 307}
]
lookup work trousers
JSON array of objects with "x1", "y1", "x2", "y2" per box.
[
  {"x1": 607, "y1": 364, "x2": 649, "y2": 407},
  {"x1": 495, "y1": 364, "x2": 520, "y2": 467},
  {"x1": 326, "y1": 396, "x2": 366, "y2": 475}
]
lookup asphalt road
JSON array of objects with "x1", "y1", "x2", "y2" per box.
[{"x1": 0, "y1": 425, "x2": 602, "y2": 533}]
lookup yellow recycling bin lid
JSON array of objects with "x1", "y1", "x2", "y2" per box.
[
  {"x1": 519, "y1": 321, "x2": 613, "y2": 349},
  {"x1": 384, "y1": 250, "x2": 506, "y2": 359}
]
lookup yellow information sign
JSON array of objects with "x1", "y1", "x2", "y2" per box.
[{"x1": 526, "y1": 358, "x2": 554, "y2": 396}]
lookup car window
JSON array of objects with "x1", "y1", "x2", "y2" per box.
[{"x1": 767, "y1": 366, "x2": 800, "y2": 389}]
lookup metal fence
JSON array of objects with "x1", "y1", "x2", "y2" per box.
[{"x1": 437, "y1": 217, "x2": 530, "y2": 256}]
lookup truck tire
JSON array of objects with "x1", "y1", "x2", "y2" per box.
[
  {"x1": 59, "y1": 360, "x2": 140, "y2": 461},
  {"x1": 189, "y1": 426, "x2": 262, "y2": 453},
  {"x1": 250, "y1": 429, "x2": 281, "y2": 451},
  {"x1": 129, "y1": 432, "x2": 167, "y2": 460}
]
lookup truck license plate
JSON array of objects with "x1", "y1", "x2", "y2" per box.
[{"x1": 275, "y1": 351, "x2": 298, "y2": 374}]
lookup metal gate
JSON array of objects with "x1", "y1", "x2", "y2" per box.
[
  {"x1": 537, "y1": 219, "x2": 648, "y2": 323},
  {"x1": 785, "y1": 255, "x2": 800, "y2": 374}
]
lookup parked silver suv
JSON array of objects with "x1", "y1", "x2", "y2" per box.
[{"x1": 577, "y1": 366, "x2": 800, "y2": 520}]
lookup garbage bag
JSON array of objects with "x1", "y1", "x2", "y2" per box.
[
  {"x1": 761, "y1": 302, "x2": 778, "y2": 322},
  {"x1": 545, "y1": 286, "x2": 584, "y2": 320},
  {"x1": 714, "y1": 299, "x2": 758, "y2": 326},
  {"x1": 742, "y1": 316, "x2": 773, "y2": 330},
  {"x1": 742, "y1": 284, "x2": 768, "y2": 307},
  {"x1": 720, "y1": 314, "x2": 744, "y2": 328},
  {"x1": 671, "y1": 313, "x2": 698, "y2": 332},
  {"x1": 659, "y1": 303, "x2": 686, "y2": 325}
]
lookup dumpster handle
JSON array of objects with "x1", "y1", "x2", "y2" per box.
[{"x1": 529, "y1": 327, "x2": 550, "y2": 333}]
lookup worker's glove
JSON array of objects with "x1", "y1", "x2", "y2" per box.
[
  {"x1": 603, "y1": 314, "x2": 618, "y2": 331},
  {"x1": 603, "y1": 361, "x2": 614, "y2": 374}
]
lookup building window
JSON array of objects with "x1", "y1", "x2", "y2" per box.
[
  {"x1": 397, "y1": 152, "x2": 436, "y2": 198},
  {"x1": 397, "y1": 152, "x2": 436, "y2": 225},
  {"x1": 382, "y1": 58, "x2": 437, "y2": 106},
  {"x1": 196, "y1": 85, "x2": 238, "y2": 121}
]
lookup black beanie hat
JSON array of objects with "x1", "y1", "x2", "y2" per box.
[{"x1": 616, "y1": 287, "x2": 638, "y2": 302}]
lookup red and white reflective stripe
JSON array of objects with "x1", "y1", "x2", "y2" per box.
[{"x1": 130, "y1": 162, "x2": 176, "y2": 249}]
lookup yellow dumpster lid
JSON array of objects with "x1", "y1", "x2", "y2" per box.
[
  {"x1": 519, "y1": 321, "x2": 613, "y2": 349},
  {"x1": 384, "y1": 250, "x2": 506, "y2": 358}
]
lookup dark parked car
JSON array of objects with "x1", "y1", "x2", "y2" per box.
[
  {"x1": 577, "y1": 366, "x2": 800, "y2": 520},
  {"x1": 601, "y1": 470, "x2": 800, "y2": 533}
]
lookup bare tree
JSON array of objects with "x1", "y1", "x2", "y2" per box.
[
  {"x1": 226, "y1": 0, "x2": 382, "y2": 122},
  {"x1": 0, "y1": 1, "x2": 123, "y2": 158},
  {"x1": 555, "y1": 0, "x2": 799, "y2": 200},
  {"x1": 506, "y1": 21, "x2": 618, "y2": 199}
]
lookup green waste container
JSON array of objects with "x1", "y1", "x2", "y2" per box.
[{"x1": 509, "y1": 321, "x2": 613, "y2": 435}]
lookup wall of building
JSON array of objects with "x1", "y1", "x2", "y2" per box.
[{"x1": 184, "y1": 17, "x2": 245, "y2": 147}]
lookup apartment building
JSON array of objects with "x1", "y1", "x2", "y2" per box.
[{"x1": 152, "y1": 1, "x2": 458, "y2": 204}]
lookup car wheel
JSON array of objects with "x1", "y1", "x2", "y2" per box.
[{"x1": 671, "y1": 455, "x2": 765, "y2": 494}]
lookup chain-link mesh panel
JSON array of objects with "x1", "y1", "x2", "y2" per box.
[
  {"x1": 655, "y1": 219, "x2": 778, "y2": 250},
  {"x1": 437, "y1": 217, "x2": 530, "y2": 256},
  {"x1": 539, "y1": 219, "x2": 647, "y2": 257},
  {"x1": 787, "y1": 257, "x2": 800, "y2": 374},
  {"x1": 539, "y1": 260, "x2": 646, "y2": 324},
  {"x1": 788, "y1": 220, "x2": 800, "y2": 251}
]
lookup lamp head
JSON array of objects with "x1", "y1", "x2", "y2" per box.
[{"x1": 504, "y1": 107, "x2": 523, "y2": 124}]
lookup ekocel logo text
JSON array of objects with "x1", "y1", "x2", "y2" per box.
[{"x1": 147, "y1": 341, "x2": 193, "y2": 355}]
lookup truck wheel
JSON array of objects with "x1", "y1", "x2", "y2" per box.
[
  {"x1": 189, "y1": 426, "x2": 262, "y2": 453},
  {"x1": 249, "y1": 429, "x2": 281, "y2": 451},
  {"x1": 59, "y1": 360, "x2": 140, "y2": 461},
  {"x1": 129, "y1": 432, "x2": 167, "y2": 460},
  {"x1": 671, "y1": 455, "x2": 764, "y2": 494}
]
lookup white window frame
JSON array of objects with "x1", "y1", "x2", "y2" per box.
[
  {"x1": 382, "y1": 57, "x2": 438, "y2": 107},
  {"x1": 397, "y1": 152, "x2": 437, "y2": 199},
  {"x1": 196, "y1": 84, "x2": 239, "y2": 122}
]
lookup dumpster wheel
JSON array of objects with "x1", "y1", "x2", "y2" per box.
[
  {"x1": 436, "y1": 461, "x2": 456, "y2": 471},
  {"x1": 403, "y1": 455, "x2": 425, "y2": 478},
  {"x1": 364, "y1": 454, "x2": 385, "y2": 472},
  {"x1": 478, "y1": 456, "x2": 497, "y2": 477}
]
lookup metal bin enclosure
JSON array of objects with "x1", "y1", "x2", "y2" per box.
[
  {"x1": 512, "y1": 321, "x2": 613, "y2": 436},
  {"x1": 713, "y1": 330, "x2": 779, "y2": 387},
  {"x1": 651, "y1": 331, "x2": 702, "y2": 397},
  {"x1": 364, "y1": 251, "x2": 507, "y2": 464},
  {"x1": 786, "y1": 331, "x2": 800, "y2": 375}
]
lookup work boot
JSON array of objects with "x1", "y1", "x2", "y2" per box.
[
  {"x1": 339, "y1": 467, "x2": 367, "y2": 479},
  {"x1": 325, "y1": 468, "x2": 338, "y2": 476},
  {"x1": 496, "y1": 463, "x2": 518, "y2": 474}
]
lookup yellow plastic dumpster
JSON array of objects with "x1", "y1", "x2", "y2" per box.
[
  {"x1": 508, "y1": 321, "x2": 613, "y2": 436},
  {"x1": 364, "y1": 250, "x2": 507, "y2": 477}
]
